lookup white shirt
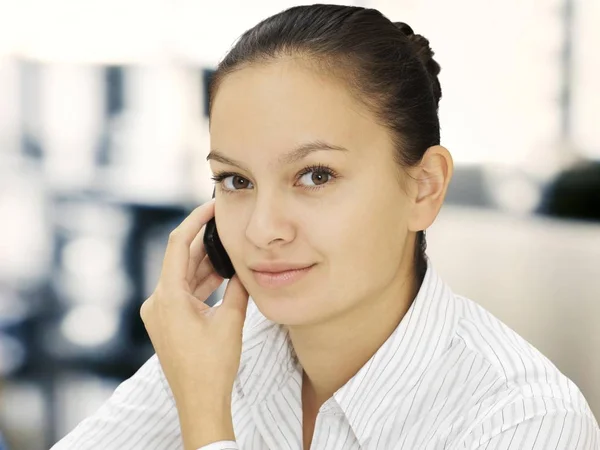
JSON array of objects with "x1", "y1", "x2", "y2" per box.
[{"x1": 51, "y1": 261, "x2": 600, "y2": 449}]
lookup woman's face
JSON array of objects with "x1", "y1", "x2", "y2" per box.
[{"x1": 209, "y1": 58, "x2": 416, "y2": 326}]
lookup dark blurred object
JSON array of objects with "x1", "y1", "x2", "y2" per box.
[
  {"x1": 19, "y1": 60, "x2": 44, "y2": 161},
  {"x1": 202, "y1": 68, "x2": 216, "y2": 118},
  {"x1": 104, "y1": 66, "x2": 125, "y2": 117},
  {"x1": 96, "y1": 65, "x2": 126, "y2": 167},
  {"x1": 0, "y1": 287, "x2": 32, "y2": 377},
  {"x1": 538, "y1": 161, "x2": 600, "y2": 221}
]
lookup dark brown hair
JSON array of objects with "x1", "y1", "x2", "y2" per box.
[{"x1": 208, "y1": 4, "x2": 442, "y2": 283}]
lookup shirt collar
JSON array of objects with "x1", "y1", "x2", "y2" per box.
[{"x1": 235, "y1": 259, "x2": 457, "y2": 447}]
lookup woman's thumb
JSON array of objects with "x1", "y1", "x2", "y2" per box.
[{"x1": 220, "y1": 275, "x2": 249, "y2": 321}]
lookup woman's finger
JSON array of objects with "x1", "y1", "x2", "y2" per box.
[
  {"x1": 219, "y1": 275, "x2": 249, "y2": 318},
  {"x1": 189, "y1": 254, "x2": 216, "y2": 292},
  {"x1": 186, "y1": 225, "x2": 207, "y2": 284},
  {"x1": 192, "y1": 271, "x2": 224, "y2": 302},
  {"x1": 160, "y1": 199, "x2": 215, "y2": 287}
]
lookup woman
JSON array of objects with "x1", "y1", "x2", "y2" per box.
[{"x1": 51, "y1": 4, "x2": 599, "y2": 450}]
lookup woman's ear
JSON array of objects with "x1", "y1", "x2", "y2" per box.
[{"x1": 407, "y1": 145, "x2": 453, "y2": 232}]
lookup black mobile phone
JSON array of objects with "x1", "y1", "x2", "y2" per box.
[{"x1": 203, "y1": 189, "x2": 235, "y2": 279}]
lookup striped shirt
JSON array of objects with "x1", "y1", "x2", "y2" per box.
[{"x1": 51, "y1": 261, "x2": 600, "y2": 449}]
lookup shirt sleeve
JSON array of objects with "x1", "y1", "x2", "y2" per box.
[
  {"x1": 458, "y1": 407, "x2": 600, "y2": 449},
  {"x1": 50, "y1": 354, "x2": 183, "y2": 450},
  {"x1": 196, "y1": 441, "x2": 239, "y2": 450}
]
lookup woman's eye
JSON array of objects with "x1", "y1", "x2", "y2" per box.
[
  {"x1": 223, "y1": 175, "x2": 253, "y2": 190},
  {"x1": 298, "y1": 170, "x2": 331, "y2": 187}
]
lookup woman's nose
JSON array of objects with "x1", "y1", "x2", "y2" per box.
[{"x1": 244, "y1": 193, "x2": 295, "y2": 249}]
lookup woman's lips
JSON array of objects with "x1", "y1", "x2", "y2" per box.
[{"x1": 251, "y1": 265, "x2": 315, "y2": 288}]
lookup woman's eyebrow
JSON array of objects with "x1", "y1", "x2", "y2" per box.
[
  {"x1": 205, "y1": 150, "x2": 250, "y2": 171},
  {"x1": 207, "y1": 140, "x2": 349, "y2": 169},
  {"x1": 279, "y1": 140, "x2": 349, "y2": 164}
]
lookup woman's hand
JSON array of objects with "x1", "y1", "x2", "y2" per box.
[{"x1": 140, "y1": 199, "x2": 249, "y2": 449}]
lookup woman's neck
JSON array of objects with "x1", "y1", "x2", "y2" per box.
[{"x1": 287, "y1": 263, "x2": 418, "y2": 406}]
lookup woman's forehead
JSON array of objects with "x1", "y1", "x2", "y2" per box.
[
  {"x1": 209, "y1": 61, "x2": 389, "y2": 162},
  {"x1": 212, "y1": 60, "x2": 358, "y2": 122}
]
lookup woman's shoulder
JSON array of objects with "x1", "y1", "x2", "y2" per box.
[
  {"x1": 439, "y1": 293, "x2": 599, "y2": 447},
  {"x1": 451, "y1": 293, "x2": 591, "y2": 411}
]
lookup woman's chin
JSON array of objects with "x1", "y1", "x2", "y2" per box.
[{"x1": 250, "y1": 291, "x2": 326, "y2": 327}]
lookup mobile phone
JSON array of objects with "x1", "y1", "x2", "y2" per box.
[{"x1": 203, "y1": 189, "x2": 235, "y2": 278}]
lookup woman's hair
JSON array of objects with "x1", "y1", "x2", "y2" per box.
[{"x1": 208, "y1": 4, "x2": 442, "y2": 283}]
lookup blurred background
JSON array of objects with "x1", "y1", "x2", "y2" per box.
[{"x1": 0, "y1": 0, "x2": 598, "y2": 448}]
